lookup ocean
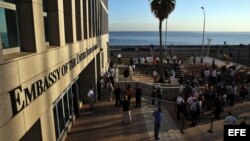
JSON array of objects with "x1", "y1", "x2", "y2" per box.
[{"x1": 109, "y1": 31, "x2": 250, "y2": 46}]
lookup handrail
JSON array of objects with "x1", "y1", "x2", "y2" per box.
[
  {"x1": 236, "y1": 115, "x2": 250, "y2": 123},
  {"x1": 180, "y1": 115, "x2": 215, "y2": 134},
  {"x1": 237, "y1": 115, "x2": 250, "y2": 120},
  {"x1": 142, "y1": 95, "x2": 176, "y2": 104}
]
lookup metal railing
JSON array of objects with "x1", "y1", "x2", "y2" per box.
[
  {"x1": 236, "y1": 115, "x2": 250, "y2": 124},
  {"x1": 142, "y1": 95, "x2": 176, "y2": 104},
  {"x1": 180, "y1": 115, "x2": 215, "y2": 134}
]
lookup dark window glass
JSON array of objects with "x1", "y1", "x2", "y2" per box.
[
  {"x1": 42, "y1": 0, "x2": 49, "y2": 43},
  {"x1": 57, "y1": 99, "x2": 65, "y2": 134},
  {"x1": 63, "y1": 94, "x2": 69, "y2": 123},
  {"x1": 0, "y1": 0, "x2": 16, "y2": 4},
  {"x1": 53, "y1": 107, "x2": 59, "y2": 139},
  {"x1": 42, "y1": 0, "x2": 48, "y2": 12},
  {"x1": 68, "y1": 88, "x2": 73, "y2": 116},
  {"x1": 20, "y1": 119, "x2": 42, "y2": 141},
  {"x1": 0, "y1": 8, "x2": 19, "y2": 49},
  {"x1": 43, "y1": 17, "x2": 49, "y2": 42}
]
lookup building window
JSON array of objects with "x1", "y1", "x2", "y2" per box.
[
  {"x1": 0, "y1": 0, "x2": 15, "y2": 4},
  {"x1": 0, "y1": 7, "x2": 19, "y2": 49},
  {"x1": 20, "y1": 119, "x2": 43, "y2": 141},
  {"x1": 53, "y1": 99, "x2": 65, "y2": 140},
  {"x1": 53, "y1": 86, "x2": 74, "y2": 140},
  {"x1": 63, "y1": 94, "x2": 70, "y2": 123},
  {"x1": 42, "y1": 0, "x2": 49, "y2": 43},
  {"x1": 53, "y1": 106, "x2": 59, "y2": 139}
]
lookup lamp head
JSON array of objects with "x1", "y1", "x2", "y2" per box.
[{"x1": 201, "y1": 7, "x2": 204, "y2": 10}]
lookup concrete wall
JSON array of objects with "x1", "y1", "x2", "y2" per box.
[
  {"x1": 0, "y1": 0, "x2": 109, "y2": 140},
  {"x1": 0, "y1": 34, "x2": 109, "y2": 141}
]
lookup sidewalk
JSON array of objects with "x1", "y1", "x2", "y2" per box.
[
  {"x1": 65, "y1": 73, "x2": 250, "y2": 141},
  {"x1": 65, "y1": 93, "x2": 250, "y2": 141},
  {"x1": 65, "y1": 98, "x2": 151, "y2": 141}
]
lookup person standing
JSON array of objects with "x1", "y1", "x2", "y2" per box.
[
  {"x1": 224, "y1": 112, "x2": 237, "y2": 125},
  {"x1": 156, "y1": 86, "x2": 162, "y2": 106},
  {"x1": 121, "y1": 95, "x2": 131, "y2": 124},
  {"x1": 214, "y1": 95, "x2": 222, "y2": 119},
  {"x1": 176, "y1": 95, "x2": 185, "y2": 120},
  {"x1": 152, "y1": 85, "x2": 158, "y2": 105},
  {"x1": 106, "y1": 79, "x2": 114, "y2": 101},
  {"x1": 87, "y1": 85, "x2": 95, "y2": 111},
  {"x1": 190, "y1": 98, "x2": 199, "y2": 126},
  {"x1": 114, "y1": 84, "x2": 123, "y2": 107},
  {"x1": 239, "y1": 84, "x2": 246, "y2": 103},
  {"x1": 152, "y1": 107, "x2": 162, "y2": 140},
  {"x1": 97, "y1": 77, "x2": 104, "y2": 100},
  {"x1": 126, "y1": 84, "x2": 133, "y2": 104},
  {"x1": 229, "y1": 84, "x2": 237, "y2": 106},
  {"x1": 179, "y1": 83, "x2": 184, "y2": 95},
  {"x1": 134, "y1": 83, "x2": 143, "y2": 107}
]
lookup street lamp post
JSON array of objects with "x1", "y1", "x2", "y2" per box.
[
  {"x1": 201, "y1": 7, "x2": 206, "y2": 64},
  {"x1": 207, "y1": 38, "x2": 212, "y2": 57}
]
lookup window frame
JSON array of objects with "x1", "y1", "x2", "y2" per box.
[{"x1": 0, "y1": 1, "x2": 20, "y2": 53}]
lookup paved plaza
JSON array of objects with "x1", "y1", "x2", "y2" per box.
[{"x1": 65, "y1": 73, "x2": 250, "y2": 141}]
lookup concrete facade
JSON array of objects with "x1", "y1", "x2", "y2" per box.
[{"x1": 0, "y1": 0, "x2": 109, "y2": 141}]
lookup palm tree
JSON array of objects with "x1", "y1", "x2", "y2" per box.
[{"x1": 149, "y1": 0, "x2": 175, "y2": 82}]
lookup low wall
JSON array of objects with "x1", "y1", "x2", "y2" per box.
[{"x1": 110, "y1": 45, "x2": 250, "y2": 66}]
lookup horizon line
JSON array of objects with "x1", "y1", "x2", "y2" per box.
[{"x1": 109, "y1": 30, "x2": 250, "y2": 33}]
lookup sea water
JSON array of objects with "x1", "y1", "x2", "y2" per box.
[{"x1": 109, "y1": 31, "x2": 250, "y2": 46}]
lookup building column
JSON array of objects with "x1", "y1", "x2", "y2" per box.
[
  {"x1": 47, "y1": 0, "x2": 66, "y2": 46},
  {"x1": 16, "y1": 0, "x2": 45, "y2": 53},
  {"x1": 78, "y1": 58, "x2": 97, "y2": 103},
  {"x1": 64, "y1": 0, "x2": 77, "y2": 43},
  {"x1": 75, "y1": 0, "x2": 84, "y2": 41},
  {"x1": 0, "y1": 36, "x2": 3, "y2": 64}
]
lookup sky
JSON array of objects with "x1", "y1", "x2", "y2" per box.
[{"x1": 109, "y1": 0, "x2": 250, "y2": 32}]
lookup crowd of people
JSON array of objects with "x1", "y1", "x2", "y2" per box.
[
  {"x1": 95, "y1": 69, "x2": 144, "y2": 124},
  {"x1": 86, "y1": 58, "x2": 249, "y2": 140},
  {"x1": 176, "y1": 63, "x2": 249, "y2": 126}
]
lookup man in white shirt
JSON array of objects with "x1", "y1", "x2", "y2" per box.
[
  {"x1": 224, "y1": 112, "x2": 237, "y2": 125},
  {"x1": 176, "y1": 95, "x2": 185, "y2": 120},
  {"x1": 88, "y1": 85, "x2": 95, "y2": 110},
  {"x1": 190, "y1": 98, "x2": 199, "y2": 126},
  {"x1": 179, "y1": 84, "x2": 184, "y2": 95},
  {"x1": 204, "y1": 68, "x2": 211, "y2": 84},
  {"x1": 211, "y1": 69, "x2": 217, "y2": 84}
]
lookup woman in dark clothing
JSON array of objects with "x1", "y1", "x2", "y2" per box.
[
  {"x1": 134, "y1": 83, "x2": 142, "y2": 107},
  {"x1": 114, "y1": 84, "x2": 123, "y2": 107},
  {"x1": 240, "y1": 84, "x2": 246, "y2": 103},
  {"x1": 214, "y1": 95, "x2": 222, "y2": 119}
]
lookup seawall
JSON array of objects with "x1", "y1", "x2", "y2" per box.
[{"x1": 109, "y1": 45, "x2": 250, "y2": 66}]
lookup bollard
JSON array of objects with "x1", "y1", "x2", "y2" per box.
[
  {"x1": 181, "y1": 117, "x2": 185, "y2": 134},
  {"x1": 207, "y1": 118, "x2": 214, "y2": 133}
]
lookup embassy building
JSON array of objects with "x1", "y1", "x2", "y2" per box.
[{"x1": 0, "y1": 0, "x2": 109, "y2": 140}]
